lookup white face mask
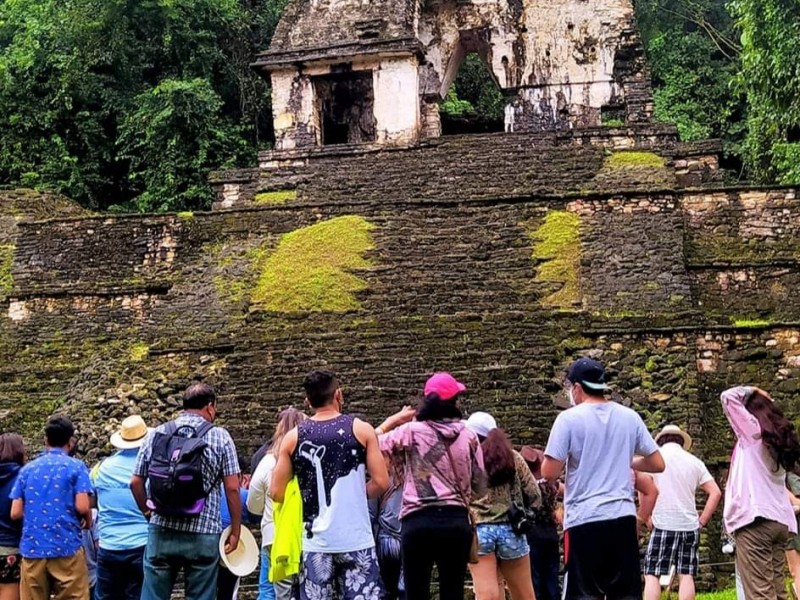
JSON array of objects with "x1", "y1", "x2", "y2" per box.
[{"x1": 568, "y1": 387, "x2": 577, "y2": 407}]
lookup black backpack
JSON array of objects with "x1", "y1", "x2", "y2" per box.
[{"x1": 146, "y1": 421, "x2": 215, "y2": 517}]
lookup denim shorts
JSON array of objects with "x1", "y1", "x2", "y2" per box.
[{"x1": 476, "y1": 523, "x2": 530, "y2": 560}]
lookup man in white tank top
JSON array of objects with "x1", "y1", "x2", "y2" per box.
[{"x1": 270, "y1": 370, "x2": 389, "y2": 600}]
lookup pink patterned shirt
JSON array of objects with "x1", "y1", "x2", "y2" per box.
[
  {"x1": 379, "y1": 420, "x2": 487, "y2": 519},
  {"x1": 721, "y1": 386, "x2": 797, "y2": 534}
]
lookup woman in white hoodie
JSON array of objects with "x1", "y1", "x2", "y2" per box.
[{"x1": 247, "y1": 408, "x2": 306, "y2": 600}]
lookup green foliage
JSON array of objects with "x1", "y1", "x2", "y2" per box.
[
  {"x1": 251, "y1": 216, "x2": 375, "y2": 313},
  {"x1": 635, "y1": 0, "x2": 745, "y2": 165},
  {"x1": 0, "y1": 0, "x2": 283, "y2": 212},
  {"x1": 253, "y1": 190, "x2": 298, "y2": 205},
  {"x1": 439, "y1": 54, "x2": 504, "y2": 131},
  {"x1": 440, "y1": 86, "x2": 475, "y2": 118},
  {"x1": 530, "y1": 211, "x2": 581, "y2": 308},
  {"x1": 118, "y1": 78, "x2": 249, "y2": 212},
  {"x1": 730, "y1": 0, "x2": 800, "y2": 183}
]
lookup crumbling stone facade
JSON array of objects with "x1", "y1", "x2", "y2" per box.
[{"x1": 253, "y1": 0, "x2": 652, "y2": 150}]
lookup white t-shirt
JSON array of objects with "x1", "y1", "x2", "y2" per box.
[
  {"x1": 652, "y1": 442, "x2": 713, "y2": 531},
  {"x1": 545, "y1": 401, "x2": 659, "y2": 530}
]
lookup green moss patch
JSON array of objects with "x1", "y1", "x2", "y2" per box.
[
  {"x1": 176, "y1": 211, "x2": 194, "y2": 220},
  {"x1": 530, "y1": 211, "x2": 581, "y2": 308},
  {"x1": 605, "y1": 151, "x2": 666, "y2": 170},
  {"x1": 0, "y1": 244, "x2": 13, "y2": 294},
  {"x1": 254, "y1": 190, "x2": 297, "y2": 206},
  {"x1": 730, "y1": 317, "x2": 772, "y2": 328},
  {"x1": 251, "y1": 216, "x2": 375, "y2": 312},
  {"x1": 129, "y1": 342, "x2": 150, "y2": 362}
]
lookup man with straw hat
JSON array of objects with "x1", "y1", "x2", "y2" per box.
[
  {"x1": 92, "y1": 415, "x2": 152, "y2": 600},
  {"x1": 643, "y1": 425, "x2": 722, "y2": 600}
]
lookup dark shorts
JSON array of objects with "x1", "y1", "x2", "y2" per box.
[
  {"x1": 645, "y1": 528, "x2": 700, "y2": 576},
  {"x1": 564, "y1": 516, "x2": 641, "y2": 600},
  {"x1": 0, "y1": 553, "x2": 21, "y2": 584}
]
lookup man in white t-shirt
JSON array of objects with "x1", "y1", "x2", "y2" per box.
[{"x1": 644, "y1": 425, "x2": 722, "y2": 600}]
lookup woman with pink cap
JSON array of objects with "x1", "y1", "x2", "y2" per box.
[{"x1": 377, "y1": 372, "x2": 488, "y2": 600}]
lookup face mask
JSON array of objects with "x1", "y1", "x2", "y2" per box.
[{"x1": 568, "y1": 387, "x2": 577, "y2": 407}]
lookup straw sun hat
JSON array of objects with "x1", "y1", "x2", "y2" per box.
[{"x1": 109, "y1": 415, "x2": 152, "y2": 450}]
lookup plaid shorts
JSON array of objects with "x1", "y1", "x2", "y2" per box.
[{"x1": 645, "y1": 528, "x2": 700, "y2": 576}]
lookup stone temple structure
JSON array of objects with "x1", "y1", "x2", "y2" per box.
[
  {"x1": 1, "y1": 0, "x2": 800, "y2": 588},
  {"x1": 253, "y1": 0, "x2": 651, "y2": 149}
]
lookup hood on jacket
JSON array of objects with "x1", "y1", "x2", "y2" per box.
[
  {"x1": 0, "y1": 462, "x2": 20, "y2": 485},
  {"x1": 423, "y1": 419, "x2": 467, "y2": 441}
]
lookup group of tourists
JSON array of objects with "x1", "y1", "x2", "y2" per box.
[{"x1": 1, "y1": 356, "x2": 799, "y2": 600}]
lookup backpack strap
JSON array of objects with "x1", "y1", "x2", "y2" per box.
[{"x1": 193, "y1": 421, "x2": 214, "y2": 440}]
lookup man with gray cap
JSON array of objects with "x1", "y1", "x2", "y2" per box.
[{"x1": 542, "y1": 357, "x2": 665, "y2": 600}]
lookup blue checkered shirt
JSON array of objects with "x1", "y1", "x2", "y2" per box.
[{"x1": 133, "y1": 412, "x2": 240, "y2": 535}]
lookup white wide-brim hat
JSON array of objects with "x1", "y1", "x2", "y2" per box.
[
  {"x1": 219, "y1": 526, "x2": 259, "y2": 577},
  {"x1": 110, "y1": 415, "x2": 153, "y2": 450},
  {"x1": 654, "y1": 424, "x2": 693, "y2": 451}
]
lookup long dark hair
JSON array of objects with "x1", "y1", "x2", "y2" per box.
[
  {"x1": 482, "y1": 429, "x2": 516, "y2": 487},
  {"x1": 746, "y1": 390, "x2": 800, "y2": 472},
  {"x1": 0, "y1": 433, "x2": 25, "y2": 465},
  {"x1": 416, "y1": 393, "x2": 463, "y2": 422}
]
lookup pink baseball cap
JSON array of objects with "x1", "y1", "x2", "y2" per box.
[{"x1": 424, "y1": 372, "x2": 466, "y2": 401}]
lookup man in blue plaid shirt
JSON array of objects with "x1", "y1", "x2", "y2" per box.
[{"x1": 131, "y1": 383, "x2": 241, "y2": 600}]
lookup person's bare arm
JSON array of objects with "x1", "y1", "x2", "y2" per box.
[
  {"x1": 699, "y1": 479, "x2": 722, "y2": 527},
  {"x1": 355, "y1": 419, "x2": 389, "y2": 499},
  {"x1": 130, "y1": 474, "x2": 149, "y2": 515},
  {"x1": 10, "y1": 499, "x2": 23, "y2": 521},
  {"x1": 634, "y1": 472, "x2": 658, "y2": 526},
  {"x1": 223, "y1": 474, "x2": 241, "y2": 554},
  {"x1": 269, "y1": 428, "x2": 297, "y2": 503},
  {"x1": 375, "y1": 406, "x2": 416, "y2": 435},
  {"x1": 541, "y1": 456, "x2": 565, "y2": 482},
  {"x1": 632, "y1": 450, "x2": 665, "y2": 474},
  {"x1": 75, "y1": 492, "x2": 93, "y2": 529}
]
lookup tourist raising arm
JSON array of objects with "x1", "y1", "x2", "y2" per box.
[
  {"x1": 721, "y1": 384, "x2": 800, "y2": 600},
  {"x1": 354, "y1": 419, "x2": 389, "y2": 499}
]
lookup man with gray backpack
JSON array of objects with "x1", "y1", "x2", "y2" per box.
[{"x1": 130, "y1": 382, "x2": 241, "y2": 600}]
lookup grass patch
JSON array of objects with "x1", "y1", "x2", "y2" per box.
[
  {"x1": 694, "y1": 590, "x2": 737, "y2": 600},
  {"x1": 0, "y1": 244, "x2": 14, "y2": 294},
  {"x1": 254, "y1": 190, "x2": 297, "y2": 206},
  {"x1": 251, "y1": 215, "x2": 374, "y2": 312},
  {"x1": 530, "y1": 211, "x2": 581, "y2": 308},
  {"x1": 602, "y1": 118, "x2": 625, "y2": 127},
  {"x1": 129, "y1": 342, "x2": 150, "y2": 362},
  {"x1": 605, "y1": 151, "x2": 666, "y2": 170}
]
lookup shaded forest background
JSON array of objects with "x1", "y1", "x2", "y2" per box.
[{"x1": 0, "y1": 0, "x2": 797, "y2": 213}]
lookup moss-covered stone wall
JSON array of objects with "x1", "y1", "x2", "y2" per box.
[{"x1": 0, "y1": 141, "x2": 798, "y2": 590}]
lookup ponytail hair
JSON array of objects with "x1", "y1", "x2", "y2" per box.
[
  {"x1": 482, "y1": 428, "x2": 516, "y2": 487},
  {"x1": 745, "y1": 390, "x2": 800, "y2": 472}
]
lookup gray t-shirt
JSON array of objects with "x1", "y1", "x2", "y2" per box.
[{"x1": 544, "y1": 401, "x2": 658, "y2": 530}]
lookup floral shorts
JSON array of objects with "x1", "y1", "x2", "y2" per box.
[
  {"x1": 476, "y1": 523, "x2": 530, "y2": 561},
  {"x1": 300, "y1": 547, "x2": 383, "y2": 600},
  {"x1": 0, "y1": 552, "x2": 21, "y2": 584}
]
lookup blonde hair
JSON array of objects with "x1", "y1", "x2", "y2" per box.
[{"x1": 269, "y1": 407, "x2": 307, "y2": 456}]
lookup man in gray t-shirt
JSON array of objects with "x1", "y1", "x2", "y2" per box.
[{"x1": 542, "y1": 358, "x2": 664, "y2": 600}]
